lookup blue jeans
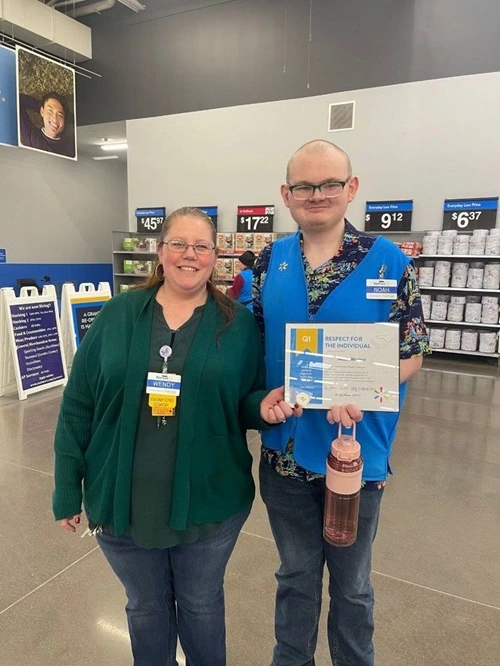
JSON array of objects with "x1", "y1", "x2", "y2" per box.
[
  {"x1": 96, "y1": 509, "x2": 250, "y2": 666},
  {"x1": 259, "y1": 459, "x2": 384, "y2": 666}
]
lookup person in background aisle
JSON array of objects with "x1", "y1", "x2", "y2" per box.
[
  {"x1": 227, "y1": 250, "x2": 256, "y2": 311},
  {"x1": 253, "y1": 140, "x2": 430, "y2": 666},
  {"x1": 52, "y1": 207, "x2": 298, "y2": 666}
]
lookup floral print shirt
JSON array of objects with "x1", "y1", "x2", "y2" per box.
[{"x1": 253, "y1": 220, "x2": 430, "y2": 483}]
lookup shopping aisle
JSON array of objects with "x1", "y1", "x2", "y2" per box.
[{"x1": 0, "y1": 360, "x2": 499, "y2": 665}]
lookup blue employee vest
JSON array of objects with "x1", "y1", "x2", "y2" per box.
[
  {"x1": 237, "y1": 268, "x2": 253, "y2": 311},
  {"x1": 260, "y1": 231, "x2": 411, "y2": 480}
]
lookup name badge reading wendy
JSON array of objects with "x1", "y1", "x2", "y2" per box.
[
  {"x1": 146, "y1": 372, "x2": 181, "y2": 395},
  {"x1": 366, "y1": 279, "x2": 398, "y2": 300}
]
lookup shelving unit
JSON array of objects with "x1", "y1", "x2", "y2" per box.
[
  {"x1": 416, "y1": 245, "x2": 500, "y2": 364},
  {"x1": 425, "y1": 320, "x2": 500, "y2": 329},
  {"x1": 112, "y1": 230, "x2": 160, "y2": 294},
  {"x1": 419, "y1": 254, "x2": 498, "y2": 260},
  {"x1": 429, "y1": 348, "x2": 500, "y2": 359},
  {"x1": 419, "y1": 286, "x2": 500, "y2": 294}
]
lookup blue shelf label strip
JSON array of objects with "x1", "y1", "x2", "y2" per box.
[
  {"x1": 366, "y1": 201, "x2": 413, "y2": 213},
  {"x1": 444, "y1": 198, "x2": 498, "y2": 211},
  {"x1": 135, "y1": 208, "x2": 166, "y2": 217}
]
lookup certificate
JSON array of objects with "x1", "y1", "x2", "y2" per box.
[{"x1": 285, "y1": 323, "x2": 400, "y2": 412}]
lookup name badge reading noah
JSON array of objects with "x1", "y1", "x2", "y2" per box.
[{"x1": 366, "y1": 279, "x2": 398, "y2": 300}]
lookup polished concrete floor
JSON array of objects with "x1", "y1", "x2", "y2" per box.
[{"x1": 1, "y1": 358, "x2": 500, "y2": 665}]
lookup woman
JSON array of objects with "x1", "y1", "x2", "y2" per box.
[
  {"x1": 226, "y1": 250, "x2": 255, "y2": 311},
  {"x1": 53, "y1": 207, "x2": 298, "y2": 666}
]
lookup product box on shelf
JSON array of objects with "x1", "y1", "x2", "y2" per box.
[
  {"x1": 119, "y1": 284, "x2": 132, "y2": 293},
  {"x1": 123, "y1": 237, "x2": 135, "y2": 251},
  {"x1": 254, "y1": 232, "x2": 275, "y2": 251},
  {"x1": 134, "y1": 237, "x2": 157, "y2": 252},
  {"x1": 133, "y1": 260, "x2": 153, "y2": 276},
  {"x1": 216, "y1": 257, "x2": 235, "y2": 279},
  {"x1": 397, "y1": 241, "x2": 422, "y2": 257},
  {"x1": 123, "y1": 260, "x2": 135, "y2": 274},
  {"x1": 235, "y1": 233, "x2": 255, "y2": 252},
  {"x1": 217, "y1": 233, "x2": 235, "y2": 253}
]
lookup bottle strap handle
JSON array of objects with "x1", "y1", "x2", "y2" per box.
[{"x1": 338, "y1": 421, "x2": 356, "y2": 440}]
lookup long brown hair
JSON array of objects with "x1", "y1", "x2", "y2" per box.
[{"x1": 139, "y1": 206, "x2": 236, "y2": 329}]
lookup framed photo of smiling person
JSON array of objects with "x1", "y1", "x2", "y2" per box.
[{"x1": 16, "y1": 47, "x2": 76, "y2": 160}]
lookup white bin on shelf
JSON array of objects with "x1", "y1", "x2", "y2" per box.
[
  {"x1": 482, "y1": 263, "x2": 500, "y2": 290},
  {"x1": 451, "y1": 262, "x2": 469, "y2": 288},
  {"x1": 431, "y1": 301, "x2": 448, "y2": 321},
  {"x1": 433, "y1": 261, "x2": 451, "y2": 287},
  {"x1": 464, "y1": 302, "x2": 481, "y2": 323},
  {"x1": 445, "y1": 329, "x2": 461, "y2": 350},
  {"x1": 461, "y1": 329, "x2": 478, "y2": 352},
  {"x1": 418, "y1": 267, "x2": 434, "y2": 286},
  {"x1": 429, "y1": 327, "x2": 445, "y2": 349},
  {"x1": 479, "y1": 331, "x2": 498, "y2": 354},
  {"x1": 466, "y1": 265, "x2": 484, "y2": 289}
]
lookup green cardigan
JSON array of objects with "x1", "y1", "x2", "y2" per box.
[{"x1": 52, "y1": 287, "x2": 268, "y2": 534}]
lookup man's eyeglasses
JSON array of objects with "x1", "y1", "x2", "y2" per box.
[
  {"x1": 288, "y1": 179, "x2": 350, "y2": 200},
  {"x1": 159, "y1": 240, "x2": 215, "y2": 255}
]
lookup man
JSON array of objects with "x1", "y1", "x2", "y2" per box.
[
  {"x1": 253, "y1": 139, "x2": 429, "y2": 666},
  {"x1": 19, "y1": 91, "x2": 75, "y2": 158}
]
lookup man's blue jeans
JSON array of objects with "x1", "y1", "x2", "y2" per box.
[
  {"x1": 96, "y1": 509, "x2": 249, "y2": 666},
  {"x1": 260, "y1": 459, "x2": 384, "y2": 666}
]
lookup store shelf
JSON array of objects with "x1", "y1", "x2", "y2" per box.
[
  {"x1": 418, "y1": 255, "x2": 498, "y2": 260},
  {"x1": 113, "y1": 251, "x2": 157, "y2": 256},
  {"x1": 431, "y1": 348, "x2": 500, "y2": 359},
  {"x1": 419, "y1": 286, "x2": 500, "y2": 294},
  {"x1": 426, "y1": 320, "x2": 500, "y2": 329},
  {"x1": 113, "y1": 273, "x2": 145, "y2": 277}
]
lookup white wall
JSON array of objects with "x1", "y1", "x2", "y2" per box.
[
  {"x1": 0, "y1": 146, "x2": 128, "y2": 263},
  {"x1": 127, "y1": 71, "x2": 500, "y2": 233}
]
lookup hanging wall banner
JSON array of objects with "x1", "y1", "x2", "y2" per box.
[
  {"x1": 0, "y1": 45, "x2": 18, "y2": 147},
  {"x1": 16, "y1": 46, "x2": 77, "y2": 160},
  {"x1": 237, "y1": 205, "x2": 275, "y2": 232},
  {"x1": 197, "y1": 206, "x2": 218, "y2": 229},
  {"x1": 365, "y1": 200, "x2": 413, "y2": 233},
  {"x1": 442, "y1": 197, "x2": 498, "y2": 231},
  {"x1": 60, "y1": 282, "x2": 112, "y2": 366},
  {"x1": 0, "y1": 286, "x2": 67, "y2": 400}
]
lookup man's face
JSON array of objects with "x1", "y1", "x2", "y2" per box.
[
  {"x1": 281, "y1": 150, "x2": 359, "y2": 234},
  {"x1": 40, "y1": 98, "x2": 65, "y2": 139}
]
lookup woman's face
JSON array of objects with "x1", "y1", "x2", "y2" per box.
[{"x1": 157, "y1": 216, "x2": 217, "y2": 295}]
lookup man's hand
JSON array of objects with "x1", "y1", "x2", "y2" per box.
[{"x1": 327, "y1": 403, "x2": 363, "y2": 427}]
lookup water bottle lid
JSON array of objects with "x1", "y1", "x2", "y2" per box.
[{"x1": 331, "y1": 423, "x2": 361, "y2": 461}]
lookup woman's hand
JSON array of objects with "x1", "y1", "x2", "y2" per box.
[
  {"x1": 60, "y1": 514, "x2": 81, "y2": 532},
  {"x1": 260, "y1": 386, "x2": 303, "y2": 424},
  {"x1": 326, "y1": 403, "x2": 363, "y2": 428}
]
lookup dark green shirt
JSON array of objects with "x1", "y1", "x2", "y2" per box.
[
  {"x1": 128, "y1": 301, "x2": 220, "y2": 548},
  {"x1": 53, "y1": 288, "x2": 268, "y2": 535}
]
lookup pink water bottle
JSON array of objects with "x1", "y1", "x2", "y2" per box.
[{"x1": 324, "y1": 422, "x2": 363, "y2": 547}]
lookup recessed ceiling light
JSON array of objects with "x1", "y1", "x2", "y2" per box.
[
  {"x1": 101, "y1": 142, "x2": 128, "y2": 151},
  {"x1": 93, "y1": 155, "x2": 120, "y2": 160},
  {"x1": 118, "y1": 0, "x2": 146, "y2": 11}
]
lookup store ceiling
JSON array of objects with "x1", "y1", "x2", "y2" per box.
[{"x1": 77, "y1": 120, "x2": 127, "y2": 161}]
